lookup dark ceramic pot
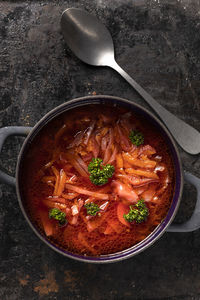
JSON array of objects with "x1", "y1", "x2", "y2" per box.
[{"x1": 0, "y1": 95, "x2": 200, "y2": 263}]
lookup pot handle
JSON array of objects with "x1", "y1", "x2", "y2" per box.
[
  {"x1": 167, "y1": 171, "x2": 200, "y2": 232},
  {"x1": 0, "y1": 126, "x2": 32, "y2": 186}
]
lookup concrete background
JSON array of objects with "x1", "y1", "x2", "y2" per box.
[{"x1": 0, "y1": 0, "x2": 200, "y2": 299}]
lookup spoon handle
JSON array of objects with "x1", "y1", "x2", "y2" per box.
[{"x1": 110, "y1": 61, "x2": 200, "y2": 155}]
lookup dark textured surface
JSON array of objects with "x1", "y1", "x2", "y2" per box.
[{"x1": 0, "y1": 0, "x2": 200, "y2": 299}]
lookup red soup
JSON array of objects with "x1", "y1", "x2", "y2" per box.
[{"x1": 21, "y1": 104, "x2": 175, "y2": 256}]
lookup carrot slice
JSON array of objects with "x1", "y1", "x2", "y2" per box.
[
  {"x1": 116, "y1": 153, "x2": 123, "y2": 169},
  {"x1": 125, "y1": 168, "x2": 159, "y2": 179},
  {"x1": 52, "y1": 166, "x2": 60, "y2": 195},
  {"x1": 117, "y1": 203, "x2": 131, "y2": 228},
  {"x1": 122, "y1": 152, "x2": 157, "y2": 169}
]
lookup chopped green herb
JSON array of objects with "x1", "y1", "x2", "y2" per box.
[
  {"x1": 49, "y1": 208, "x2": 67, "y2": 225},
  {"x1": 129, "y1": 130, "x2": 144, "y2": 146},
  {"x1": 88, "y1": 158, "x2": 115, "y2": 186},
  {"x1": 85, "y1": 202, "x2": 100, "y2": 216},
  {"x1": 123, "y1": 199, "x2": 148, "y2": 223}
]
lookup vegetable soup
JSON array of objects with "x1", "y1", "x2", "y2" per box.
[{"x1": 21, "y1": 104, "x2": 175, "y2": 256}]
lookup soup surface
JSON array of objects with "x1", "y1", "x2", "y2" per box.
[{"x1": 21, "y1": 104, "x2": 175, "y2": 256}]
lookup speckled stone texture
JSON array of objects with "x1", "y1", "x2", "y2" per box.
[{"x1": 0, "y1": 0, "x2": 200, "y2": 299}]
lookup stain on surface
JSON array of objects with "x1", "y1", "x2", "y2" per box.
[
  {"x1": 34, "y1": 270, "x2": 59, "y2": 296},
  {"x1": 18, "y1": 275, "x2": 30, "y2": 286}
]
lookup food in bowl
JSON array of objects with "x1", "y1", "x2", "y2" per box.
[{"x1": 21, "y1": 104, "x2": 175, "y2": 256}]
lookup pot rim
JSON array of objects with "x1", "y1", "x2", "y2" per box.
[{"x1": 16, "y1": 95, "x2": 183, "y2": 263}]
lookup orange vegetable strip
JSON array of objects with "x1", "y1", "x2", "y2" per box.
[
  {"x1": 56, "y1": 169, "x2": 67, "y2": 196},
  {"x1": 123, "y1": 162, "x2": 132, "y2": 168},
  {"x1": 125, "y1": 168, "x2": 159, "y2": 179},
  {"x1": 116, "y1": 174, "x2": 158, "y2": 187},
  {"x1": 98, "y1": 185, "x2": 111, "y2": 193},
  {"x1": 39, "y1": 210, "x2": 53, "y2": 237},
  {"x1": 122, "y1": 152, "x2": 157, "y2": 169},
  {"x1": 138, "y1": 145, "x2": 156, "y2": 156},
  {"x1": 116, "y1": 153, "x2": 123, "y2": 169},
  {"x1": 47, "y1": 196, "x2": 66, "y2": 204},
  {"x1": 62, "y1": 192, "x2": 78, "y2": 200},
  {"x1": 118, "y1": 168, "x2": 126, "y2": 175},
  {"x1": 129, "y1": 147, "x2": 139, "y2": 158},
  {"x1": 65, "y1": 152, "x2": 88, "y2": 177},
  {"x1": 65, "y1": 183, "x2": 109, "y2": 200},
  {"x1": 52, "y1": 166, "x2": 60, "y2": 195},
  {"x1": 85, "y1": 197, "x2": 96, "y2": 204},
  {"x1": 71, "y1": 158, "x2": 88, "y2": 177},
  {"x1": 101, "y1": 127, "x2": 109, "y2": 137}
]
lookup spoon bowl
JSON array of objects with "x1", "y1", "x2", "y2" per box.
[{"x1": 61, "y1": 8, "x2": 115, "y2": 66}]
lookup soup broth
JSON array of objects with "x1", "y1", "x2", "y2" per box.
[{"x1": 21, "y1": 104, "x2": 175, "y2": 256}]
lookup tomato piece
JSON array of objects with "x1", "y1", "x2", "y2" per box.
[{"x1": 117, "y1": 203, "x2": 131, "y2": 228}]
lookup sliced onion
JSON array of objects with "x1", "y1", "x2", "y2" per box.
[
  {"x1": 99, "y1": 201, "x2": 109, "y2": 211},
  {"x1": 65, "y1": 151, "x2": 88, "y2": 177},
  {"x1": 67, "y1": 130, "x2": 85, "y2": 149},
  {"x1": 65, "y1": 183, "x2": 109, "y2": 200},
  {"x1": 76, "y1": 155, "x2": 89, "y2": 173},
  {"x1": 107, "y1": 146, "x2": 117, "y2": 165},
  {"x1": 116, "y1": 124, "x2": 131, "y2": 151},
  {"x1": 84, "y1": 121, "x2": 95, "y2": 145},
  {"x1": 91, "y1": 134, "x2": 100, "y2": 158},
  {"x1": 138, "y1": 145, "x2": 156, "y2": 157},
  {"x1": 103, "y1": 128, "x2": 114, "y2": 164},
  {"x1": 116, "y1": 174, "x2": 159, "y2": 187}
]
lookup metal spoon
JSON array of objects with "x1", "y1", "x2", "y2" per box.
[{"x1": 61, "y1": 8, "x2": 200, "y2": 155}]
